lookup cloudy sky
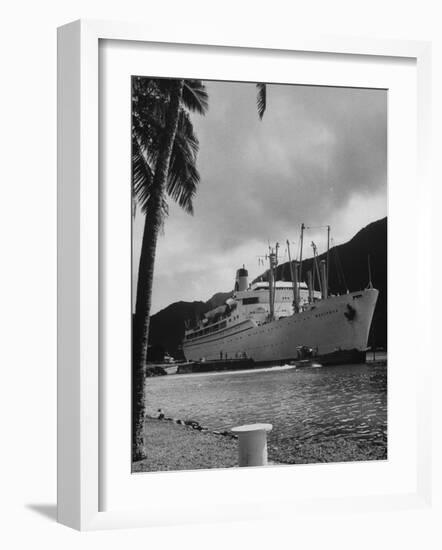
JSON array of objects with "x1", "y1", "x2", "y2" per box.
[{"x1": 133, "y1": 80, "x2": 387, "y2": 314}]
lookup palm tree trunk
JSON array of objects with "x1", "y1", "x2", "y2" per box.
[{"x1": 132, "y1": 79, "x2": 185, "y2": 462}]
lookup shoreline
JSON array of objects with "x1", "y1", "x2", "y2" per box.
[
  {"x1": 147, "y1": 357, "x2": 387, "y2": 379},
  {"x1": 133, "y1": 416, "x2": 387, "y2": 473}
]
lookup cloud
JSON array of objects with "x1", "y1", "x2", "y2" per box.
[{"x1": 133, "y1": 80, "x2": 387, "y2": 313}]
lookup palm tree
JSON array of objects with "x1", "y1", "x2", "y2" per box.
[
  {"x1": 132, "y1": 79, "x2": 265, "y2": 461},
  {"x1": 132, "y1": 77, "x2": 208, "y2": 461}
]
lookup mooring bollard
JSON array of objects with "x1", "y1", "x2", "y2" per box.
[{"x1": 231, "y1": 423, "x2": 273, "y2": 467}]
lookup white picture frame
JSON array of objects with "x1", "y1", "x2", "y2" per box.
[{"x1": 57, "y1": 19, "x2": 432, "y2": 531}]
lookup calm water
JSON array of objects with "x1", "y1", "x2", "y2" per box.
[{"x1": 145, "y1": 362, "x2": 387, "y2": 453}]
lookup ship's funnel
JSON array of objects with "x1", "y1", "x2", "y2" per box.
[{"x1": 235, "y1": 266, "x2": 249, "y2": 292}]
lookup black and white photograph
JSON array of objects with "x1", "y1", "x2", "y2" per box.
[{"x1": 131, "y1": 76, "x2": 387, "y2": 473}]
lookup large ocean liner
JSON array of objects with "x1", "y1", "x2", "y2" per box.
[{"x1": 182, "y1": 227, "x2": 378, "y2": 366}]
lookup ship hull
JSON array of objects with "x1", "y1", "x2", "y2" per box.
[{"x1": 183, "y1": 288, "x2": 378, "y2": 364}]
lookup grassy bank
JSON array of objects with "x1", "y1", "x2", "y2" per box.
[{"x1": 133, "y1": 417, "x2": 386, "y2": 473}]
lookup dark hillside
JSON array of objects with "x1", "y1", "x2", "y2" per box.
[{"x1": 146, "y1": 301, "x2": 209, "y2": 360}]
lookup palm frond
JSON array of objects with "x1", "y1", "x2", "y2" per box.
[
  {"x1": 132, "y1": 138, "x2": 169, "y2": 220},
  {"x1": 166, "y1": 111, "x2": 201, "y2": 214},
  {"x1": 182, "y1": 80, "x2": 209, "y2": 115},
  {"x1": 133, "y1": 119, "x2": 160, "y2": 169},
  {"x1": 132, "y1": 76, "x2": 205, "y2": 218},
  {"x1": 167, "y1": 153, "x2": 199, "y2": 215},
  {"x1": 256, "y1": 82, "x2": 267, "y2": 119},
  {"x1": 175, "y1": 110, "x2": 200, "y2": 156}
]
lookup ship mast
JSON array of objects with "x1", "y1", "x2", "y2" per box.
[
  {"x1": 311, "y1": 241, "x2": 323, "y2": 296},
  {"x1": 274, "y1": 242, "x2": 280, "y2": 316},
  {"x1": 299, "y1": 223, "x2": 305, "y2": 284},
  {"x1": 326, "y1": 225, "x2": 330, "y2": 292},
  {"x1": 286, "y1": 240, "x2": 299, "y2": 313},
  {"x1": 267, "y1": 244, "x2": 278, "y2": 320}
]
